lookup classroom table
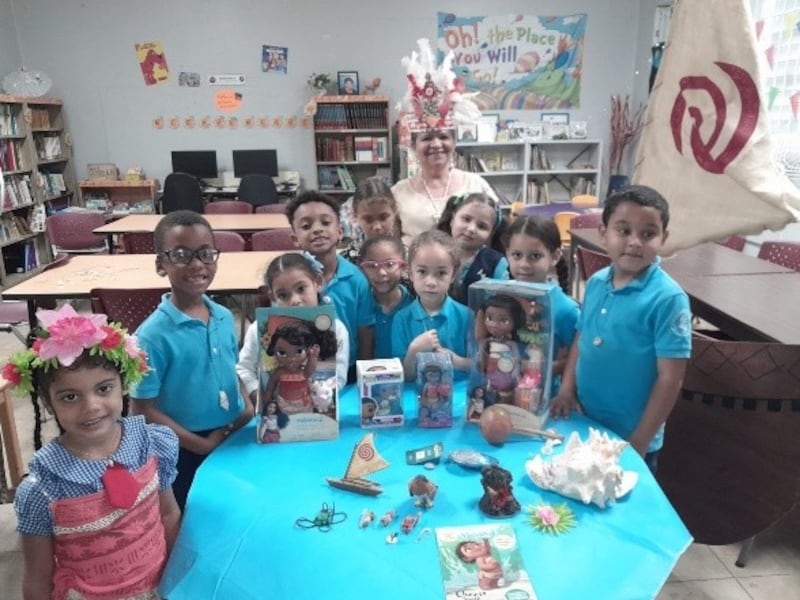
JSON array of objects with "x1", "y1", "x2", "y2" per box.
[
  {"x1": 517, "y1": 202, "x2": 594, "y2": 219},
  {"x1": 569, "y1": 228, "x2": 800, "y2": 343},
  {"x1": 94, "y1": 213, "x2": 290, "y2": 252},
  {"x1": 160, "y1": 382, "x2": 692, "y2": 600},
  {"x1": 1, "y1": 251, "x2": 281, "y2": 324}
]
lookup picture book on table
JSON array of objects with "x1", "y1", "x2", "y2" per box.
[
  {"x1": 255, "y1": 305, "x2": 339, "y2": 443},
  {"x1": 466, "y1": 280, "x2": 555, "y2": 430},
  {"x1": 435, "y1": 523, "x2": 538, "y2": 600}
]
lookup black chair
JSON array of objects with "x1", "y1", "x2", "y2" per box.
[
  {"x1": 237, "y1": 174, "x2": 278, "y2": 208},
  {"x1": 161, "y1": 172, "x2": 204, "y2": 214}
]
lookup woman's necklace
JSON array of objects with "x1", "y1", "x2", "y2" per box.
[{"x1": 422, "y1": 168, "x2": 453, "y2": 223}]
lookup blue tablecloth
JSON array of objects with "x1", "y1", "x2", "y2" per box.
[{"x1": 161, "y1": 383, "x2": 691, "y2": 600}]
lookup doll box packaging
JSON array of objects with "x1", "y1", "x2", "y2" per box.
[
  {"x1": 357, "y1": 358, "x2": 405, "y2": 428},
  {"x1": 255, "y1": 305, "x2": 339, "y2": 443},
  {"x1": 466, "y1": 280, "x2": 556, "y2": 431},
  {"x1": 416, "y1": 351, "x2": 454, "y2": 428}
]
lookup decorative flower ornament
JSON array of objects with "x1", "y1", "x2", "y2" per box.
[
  {"x1": 526, "y1": 503, "x2": 576, "y2": 535},
  {"x1": 2, "y1": 305, "x2": 149, "y2": 394}
]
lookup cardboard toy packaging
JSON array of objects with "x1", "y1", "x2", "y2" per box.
[
  {"x1": 255, "y1": 305, "x2": 339, "y2": 443},
  {"x1": 466, "y1": 280, "x2": 556, "y2": 431},
  {"x1": 357, "y1": 358, "x2": 405, "y2": 427},
  {"x1": 415, "y1": 351, "x2": 454, "y2": 428}
]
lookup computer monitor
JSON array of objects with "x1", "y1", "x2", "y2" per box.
[
  {"x1": 232, "y1": 149, "x2": 279, "y2": 178},
  {"x1": 171, "y1": 150, "x2": 218, "y2": 180}
]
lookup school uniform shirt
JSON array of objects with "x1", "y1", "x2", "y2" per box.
[
  {"x1": 575, "y1": 258, "x2": 692, "y2": 452},
  {"x1": 323, "y1": 255, "x2": 376, "y2": 366},
  {"x1": 390, "y1": 296, "x2": 470, "y2": 365},
  {"x1": 453, "y1": 246, "x2": 509, "y2": 304},
  {"x1": 373, "y1": 284, "x2": 414, "y2": 359},
  {"x1": 132, "y1": 294, "x2": 245, "y2": 432}
]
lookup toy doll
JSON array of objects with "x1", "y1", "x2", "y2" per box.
[
  {"x1": 408, "y1": 474, "x2": 438, "y2": 509},
  {"x1": 361, "y1": 397, "x2": 378, "y2": 425},
  {"x1": 418, "y1": 361, "x2": 452, "y2": 426},
  {"x1": 258, "y1": 400, "x2": 289, "y2": 443},
  {"x1": 456, "y1": 539, "x2": 505, "y2": 590},
  {"x1": 263, "y1": 321, "x2": 322, "y2": 415},
  {"x1": 477, "y1": 295, "x2": 526, "y2": 405},
  {"x1": 467, "y1": 385, "x2": 487, "y2": 423}
]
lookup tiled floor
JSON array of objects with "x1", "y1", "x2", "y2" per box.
[{"x1": 0, "y1": 311, "x2": 798, "y2": 600}]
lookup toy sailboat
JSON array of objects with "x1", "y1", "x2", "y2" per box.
[{"x1": 326, "y1": 433, "x2": 390, "y2": 496}]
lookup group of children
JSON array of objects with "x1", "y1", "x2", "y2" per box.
[{"x1": 5, "y1": 176, "x2": 690, "y2": 598}]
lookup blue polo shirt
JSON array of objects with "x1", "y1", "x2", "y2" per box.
[
  {"x1": 550, "y1": 284, "x2": 580, "y2": 396},
  {"x1": 323, "y1": 255, "x2": 376, "y2": 366},
  {"x1": 374, "y1": 284, "x2": 414, "y2": 359},
  {"x1": 132, "y1": 294, "x2": 245, "y2": 432},
  {"x1": 576, "y1": 258, "x2": 691, "y2": 452},
  {"x1": 390, "y1": 296, "x2": 470, "y2": 368}
]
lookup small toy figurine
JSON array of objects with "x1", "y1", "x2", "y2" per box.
[
  {"x1": 295, "y1": 502, "x2": 348, "y2": 532},
  {"x1": 359, "y1": 509, "x2": 375, "y2": 529},
  {"x1": 401, "y1": 512, "x2": 422, "y2": 534},
  {"x1": 416, "y1": 352, "x2": 453, "y2": 428},
  {"x1": 379, "y1": 509, "x2": 396, "y2": 526},
  {"x1": 386, "y1": 532, "x2": 398, "y2": 544},
  {"x1": 455, "y1": 538, "x2": 505, "y2": 590},
  {"x1": 478, "y1": 465, "x2": 521, "y2": 517},
  {"x1": 408, "y1": 474, "x2": 438, "y2": 509}
]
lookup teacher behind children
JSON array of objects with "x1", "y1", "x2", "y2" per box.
[{"x1": 392, "y1": 39, "x2": 496, "y2": 244}]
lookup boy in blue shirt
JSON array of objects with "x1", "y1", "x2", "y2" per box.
[
  {"x1": 131, "y1": 211, "x2": 252, "y2": 509},
  {"x1": 285, "y1": 191, "x2": 375, "y2": 378},
  {"x1": 551, "y1": 185, "x2": 692, "y2": 472}
]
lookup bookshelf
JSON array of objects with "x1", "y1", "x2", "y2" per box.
[
  {"x1": 312, "y1": 95, "x2": 392, "y2": 196},
  {"x1": 456, "y1": 139, "x2": 603, "y2": 205},
  {"x1": 79, "y1": 179, "x2": 160, "y2": 215},
  {"x1": 0, "y1": 94, "x2": 77, "y2": 289}
]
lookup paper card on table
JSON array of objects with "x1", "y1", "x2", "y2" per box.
[{"x1": 435, "y1": 523, "x2": 538, "y2": 599}]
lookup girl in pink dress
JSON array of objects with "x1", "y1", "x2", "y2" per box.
[{"x1": 4, "y1": 305, "x2": 180, "y2": 600}]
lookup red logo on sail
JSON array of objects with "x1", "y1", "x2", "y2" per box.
[{"x1": 670, "y1": 62, "x2": 759, "y2": 174}]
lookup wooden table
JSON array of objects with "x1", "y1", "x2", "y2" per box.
[
  {"x1": 1, "y1": 252, "x2": 281, "y2": 324},
  {"x1": 570, "y1": 228, "x2": 800, "y2": 343},
  {"x1": 94, "y1": 213, "x2": 290, "y2": 252}
]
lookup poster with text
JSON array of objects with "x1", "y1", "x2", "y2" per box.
[
  {"x1": 262, "y1": 45, "x2": 288, "y2": 74},
  {"x1": 437, "y1": 13, "x2": 586, "y2": 110}
]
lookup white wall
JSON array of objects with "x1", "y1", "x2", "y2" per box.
[
  {"x1": 6, "y1": 0, "x2": 650, "y2": 188},
  {"x1": 0, "y1": 0, "x2": 22, "y2": 78}
]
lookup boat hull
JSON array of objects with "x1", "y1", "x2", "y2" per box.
[{"x1": 326, "y1": 477, "x2": 383, "y2": 496}]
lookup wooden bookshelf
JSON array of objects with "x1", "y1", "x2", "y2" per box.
[
  {"x1": 312, "y1": 95, "x2": 392, "y2": 196},
  {"x1": 1, "y1": 94, "x2": 77, "y2": 289},
  {"x1": 79, "y1": 179, "x2": 160, "y2": 215}
]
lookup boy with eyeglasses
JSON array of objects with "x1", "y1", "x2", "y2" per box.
[{"x1": 131, "y1": 210, "x2": 252, "y2": 509}]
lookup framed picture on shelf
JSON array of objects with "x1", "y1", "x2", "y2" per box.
[
  {"x1": 456, "y1": 124, "x2": 478, "y2": 142},
  {"x1": 477, "y1": 113, "x2": 499, "y2": 142},
  {"x1": 337, "y1": 71, "x2": 359, "y2": 95},
  {"x1": 541, "y1": 112, "x2": 570, "y2": 139},
  {"x1": 541, "y1": 112, "x2": 570, "y2": 125}
]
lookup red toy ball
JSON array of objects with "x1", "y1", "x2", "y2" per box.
[{"x1": 479, "y1": 405, "x2": 514, "y2": 445}]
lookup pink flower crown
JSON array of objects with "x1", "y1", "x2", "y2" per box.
[{"x1": 2, "y1": 305, "x2": 149, "y2": 394}]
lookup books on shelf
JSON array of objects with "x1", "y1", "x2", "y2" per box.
[
  {"x1": 36, "y1": 134, "x2": 62, "y2": 161},
  {"x1": 354, "y1": 136, "x2": 388, "y2": 162},
  {"x1": 29, "y1": 108, "x2": 51, "y2": 129},
  {"x1": 0, "y1": 104, "x2": 19, "y2": 136},
  {"x1": 336, "y1": 166, "x2": 356, "y2": 191},
  {"x1": 2, "y1": 175, "x2": 34, "y2": 209},
  {"x1": 313, "y1": 102, "x2": 387, "y2": 130},
  {"x1": 0, "y1": 139, "x2": 25, "y2": 171}
]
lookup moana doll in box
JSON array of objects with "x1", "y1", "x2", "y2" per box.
[{"x1": 476, "y1": 294, "x2": 526, "y2": 405}]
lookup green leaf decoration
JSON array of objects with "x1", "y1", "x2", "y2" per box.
[{"x1": 525, "y1": 503, "x2": 576, "y2": 535}]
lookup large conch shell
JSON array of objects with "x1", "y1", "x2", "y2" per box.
[{"x1": 525, "y1": 428, "x2": 637, "y2": 508}]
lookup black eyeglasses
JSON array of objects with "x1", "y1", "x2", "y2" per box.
[{"x1": 159, "y1": 247, "x2": 220, "y2": 265}]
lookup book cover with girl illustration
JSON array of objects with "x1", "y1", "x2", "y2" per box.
[
  {"x1": 466, "y1": 280, "x2": 555, "y2": 429},
  {"x1": 435, "y1": 523, "x2": 538, "y2": 599},
  {"x1": 256, "y1": 305, "x2": 339, "y2": 443}
]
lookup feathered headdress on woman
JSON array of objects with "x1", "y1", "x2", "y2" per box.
[{"x1": 398, "y1": 38, "x2": 481, "y2": 137}]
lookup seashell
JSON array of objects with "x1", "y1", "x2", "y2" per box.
[{"x1": 525, "y1": 428, "x2": 637, "y2": 508}]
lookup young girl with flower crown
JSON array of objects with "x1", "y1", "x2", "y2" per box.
[
  {"x1": 4, "y1": 305, "x2": 181, "y2": 600},
  {"x1": 436, "y1": 192, "x2": 509, "y2": 304}
]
